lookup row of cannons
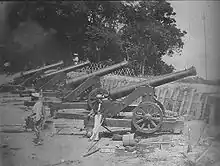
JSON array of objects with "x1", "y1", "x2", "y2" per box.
[{"x1": 0, "y1": 59, "x2": 197, "y2": 135}]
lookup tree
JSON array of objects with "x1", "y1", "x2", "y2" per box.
[
  {"x1": 118, "y1": 1, "x2": 186, "y2": 75},
  {"x1": 5, "y1": 1, "x2": 186, "y2": 75}
]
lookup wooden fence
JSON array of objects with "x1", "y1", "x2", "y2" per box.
[{"x1": 155, "y1": 86, "x2": 206, "y2": 121}]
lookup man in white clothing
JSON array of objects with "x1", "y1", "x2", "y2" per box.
[
  {"x1": 26, "y1": 91, "x2": 45, "y2": 145},
  {"x1": 89, "y1": 94, "x2": 107, "y2": 141}
]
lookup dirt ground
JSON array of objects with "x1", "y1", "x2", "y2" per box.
[
  {"x1": 1, "y1": 74, "x2": 220, "y2": 166},
  {"x1": 1, "y1": 95, "x2": 220, "y2": 166}
]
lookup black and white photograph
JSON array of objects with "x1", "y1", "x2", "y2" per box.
[{"x1": 0, "y1": 1, "x2": 220, "y2": 166}]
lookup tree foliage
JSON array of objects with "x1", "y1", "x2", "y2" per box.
[{"x1": 4, "y1": 1, "x2": 187, "y2": 75}]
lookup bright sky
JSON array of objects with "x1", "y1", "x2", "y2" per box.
[{"x1": 163, "y1": 1, "x2": 220, "y2": 80}]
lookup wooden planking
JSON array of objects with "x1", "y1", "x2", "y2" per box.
[
  {"x1": 172, "y1": 88, "x2": 180, "y2": 113},
  {"x1": 161, "y1": 88, "x2": 169, "y2": 105},
  {"x1": 186, "y1": 89, "x2": 196, "y2": 115}
]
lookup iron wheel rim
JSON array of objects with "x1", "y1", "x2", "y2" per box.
[{"x1": 132, "y1": 101, "x2": 163, "y2": 134}]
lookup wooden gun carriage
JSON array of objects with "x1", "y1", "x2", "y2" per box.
[{"x1": 86, "y1": 66, "x2": 197, "y2": 134}]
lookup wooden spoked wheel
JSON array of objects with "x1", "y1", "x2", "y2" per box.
[
  {"x1": 87, "y1": 88, "x2": 109, "y2": 110},
  {"x1": 132, "y1": 101, "x2": 163, "y2": 134}
]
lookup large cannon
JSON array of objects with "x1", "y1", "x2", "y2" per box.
[
  {"x1": 16, "y1": 61, "x2": 64, "y2": 81},
  {"x1": 16, "y1": 60, "x2": 91, "y2": 96},
  {"x1": 59, "y1": 60, "x2": 129, "y2": 102},
  {"x1": 86, "y1": 66, "x2": 197, "y2": 134},
  {"x1": 34, "y1": 60, "x2": 91, "y2": 91},
  {"x1": 24, "y1": 60, "x2": 129, "y2": 109},
  {"x1": 0, "y1": 61, "x2": 64, "y2": 92}
]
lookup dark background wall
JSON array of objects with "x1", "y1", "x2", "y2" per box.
[{"x1": 0, "y1": 2, "x2": 70, "y2": 72}]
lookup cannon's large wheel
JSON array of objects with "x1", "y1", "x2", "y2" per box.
[
  {"x1": 132, "y1": 101, "x2": 163, "y2": 134},
  {"x1": 88, "y1": 88, "x2": 109, "y2": 110}
]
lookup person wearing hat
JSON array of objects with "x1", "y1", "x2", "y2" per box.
[
  {"x1": 3, "y1": 61, "x2": 10, "y2": 75},
  {"x1": 88, "y1": 93, "x2": 108, "y2": 141},
  {"x1": 28, "y1": 91, "x2": 46, "y2": 145},
  {"x1": 31, "y1": 92, "x2": 40, "y2": 101},
  {"x1": 72, "y1": 53, "x2": 79, "y2": 65}
]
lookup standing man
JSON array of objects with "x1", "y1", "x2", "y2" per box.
[
  {"x1": 72, "y1": 53, "x2": 79, "y2": 65},
  {"x1": 28, "y1": 91, "x2": 46, "y2": 145},
  {"x1": 3, "y1": 61, "x2": 10, "y2": 75}
]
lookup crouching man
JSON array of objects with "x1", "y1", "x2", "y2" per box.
[{"x1": 25, "y1": 91, "x2": 46, "y2": 145}]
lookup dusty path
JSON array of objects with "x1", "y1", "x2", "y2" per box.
[
  {"x1": 1, "y1": 101, "x2": 220, "y2": 166},
  {"x1": 0, "y1": 102, "x2": 112, "y2": 166}
]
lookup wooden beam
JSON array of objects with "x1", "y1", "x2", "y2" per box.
[
  {"x1": 103, "y1": 118, "x2": 184, "y2": 133},
  {"x1": 51, "y1": 102, "x2": 89, "y2": 110},
  {"x1": 86, "y1": 117, "x2": 184, "y2": 134},
  {"x1": 24, "y1": 97, "x2": 88, "y2": 109},
  {"x1": 118, "y1": 112, "x2": 178, "y2": 120},
  {"x1": 55, "y1": 109, "x2": 89, "y2": 119}
]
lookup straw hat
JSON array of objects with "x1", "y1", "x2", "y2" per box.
[
  {"x1": 96, "y1": 94, "x2": 109, "y2": 99},
  {"x1": 31, "y1": 92, "x2": 43, "y2": 98},
  {"x1": 31, "y1": 93, "x2": 40, "y2": 98},
  {"x1": 96, "y1": 94, "x2": 104, "y2": 98}
]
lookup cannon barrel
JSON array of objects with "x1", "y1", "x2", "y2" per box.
[
  {"x1": 41, "y1": 60, "x2": 90, "y2": 78},
  {"x1": 21, "y1": 61, "x2": 64, "y2": 77},
  {"x1": 66, "y1": 60, "x2": 129, "y2": 87},
  {"x1": 10, "y1": 61, "x2": 64, "y2": 84},
  {"x1": 109, "y1": 66, "x2": 197, "y2": 100}
]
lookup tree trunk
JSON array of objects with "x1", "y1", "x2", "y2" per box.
[
  {"x1": 142, "y1": 60, "x2": 145, "y2": 75},
  {"x1": 98, "y1": 51, "x2": 100, "y2": 62},
  {"x1": 142, "y1": 54, "x2": 147, "y2": 75}
]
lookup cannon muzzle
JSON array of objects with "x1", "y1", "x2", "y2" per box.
[
  {"x1": 109, "y1": 66, "x2": 197, "y2": 99},
  {"x1": 66, "y1": 60, "x2": 129, "y2": 87}
]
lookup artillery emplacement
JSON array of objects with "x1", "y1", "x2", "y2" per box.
[
  {"x1": 59, "y1": 60, "x2": 129, "y2": 102},
  {"x1": 0, "y1": 60, "x2": 64, "y2": 92},
  {"x1": 25, "y1": 60, "x2": 129, "y2": 112},
  {"x1": 34, "y1": 60, "x2": 91, "y2": 91},
  {"x1": 86, "y1": 66, "x2": 197, "y2": 135},
  {"x1": 14, "y1": 60, "x2": 90, "y2": 97}
]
